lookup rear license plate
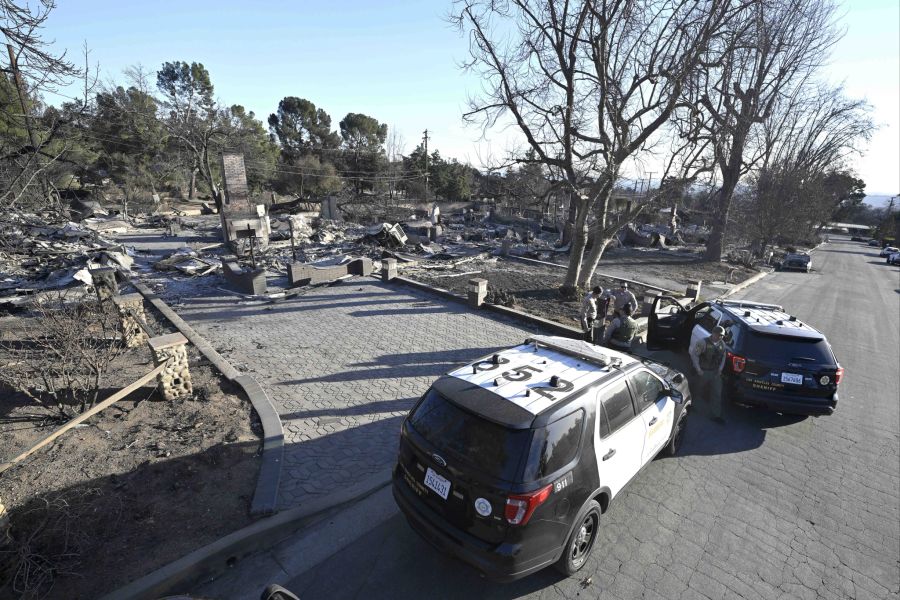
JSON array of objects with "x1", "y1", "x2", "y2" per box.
[
  {"x1": 781, "y1": 372, "x2": 803, "y2": 385},
  {"x1": 424, "y1": 468, "x2": 451, "y2": 500}
]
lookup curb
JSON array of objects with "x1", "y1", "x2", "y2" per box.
[
  {"x1": 99, "y1": 470, "x2": 392, "y2": 600},
  {"x1": 130, "y1": 279, "x2": 284, "y2": 516},
  {"x1": 716, "y1": 269, "x2": 772, "y2": 300}
]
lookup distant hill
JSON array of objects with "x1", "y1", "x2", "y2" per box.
[{"x1": 864, "y1": 194, "x2": 896, "y2": 208}]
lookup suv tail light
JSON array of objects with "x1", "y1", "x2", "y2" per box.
[
  {"x1": 835, "y1": 367, "x2": 844, "y2": 385},
  {"x1": 505, "y1": 485, "x2": 552, "y2": 526},
  {"x1": 727, "y1": 352, "x2": 747, "y2": 374}
]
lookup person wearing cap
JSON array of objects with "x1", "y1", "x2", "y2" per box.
[
  {"x1": 689, "y1": 325, "x2": 727, "y2": 423},
  {"x1": 580, "y1": 286, "x2": 604, "y2": 343},
  {"x1": 610, "y1": 282, "x2": 638, "y2": 318},
  {"x1": 603, "y1": 303, "x2": 638, "y2": 350}
]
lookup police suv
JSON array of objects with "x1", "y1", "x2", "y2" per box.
[
  {"x1": 392, "y1": 336, "x2": 691, "y2": 581},
  {"x1": 647, "y1": 298, "x2": 842, "y2": 415}
]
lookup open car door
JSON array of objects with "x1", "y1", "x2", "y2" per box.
[{"x1": 647, "y1": 296, "x2": 688, "y2": 350}]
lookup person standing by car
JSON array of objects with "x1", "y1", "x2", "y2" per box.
[
  {"x1": 611, "y1": 282, "x2": 638, "y2": 318},
  {"x1": 603, "y1": 303, "x2": 638, "y2": 350},
  {"x1": 580, "y1": 286, "x2": 604, "y2": 343},
  {"x1": 689, "y1": 325, "x2": 727, "y2": 424}
]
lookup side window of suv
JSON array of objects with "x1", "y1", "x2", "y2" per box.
[
  {"x1": 534, "y1": 410, "x2": 584, "y2": 477},
  {"x1": 600, "y1": 380, "x2": 636, "y2": 436},
  {"x1": 628, "y1": 370, "x2": 666, "y2": 412}
]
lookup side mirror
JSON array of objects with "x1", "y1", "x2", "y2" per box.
[{"x1": 671, "y1": 373, "x2": 684, "y2": 384}]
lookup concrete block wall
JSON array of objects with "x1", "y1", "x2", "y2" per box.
[{"x1": 223, "y1": 261, "x2": 267, "y2": 295}]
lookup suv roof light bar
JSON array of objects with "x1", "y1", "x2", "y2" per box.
[
  {"x1": 717, "y1": 300, "x2": 784, "y2": 311},
  {"x1": 524, "y1": 337, "x2": 612, "y2": 369}
]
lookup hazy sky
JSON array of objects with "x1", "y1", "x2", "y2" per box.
[{"x1": 40, "y1": 0, "x2": 899, "y2": 195}]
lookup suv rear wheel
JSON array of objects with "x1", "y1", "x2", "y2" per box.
[{"x1": 555, "y1": 500, "x2": 601, "y2": 576}]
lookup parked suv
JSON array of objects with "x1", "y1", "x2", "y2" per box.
[
  {"x1": 392, "y1": 336, "x2": 691, "y2": 581},
  {"x1": 648, "y1": 298, "x2": 842, "y2": 415},
  {"x1": 778, "y1": 252, "x2": 812, "y2": 272}
]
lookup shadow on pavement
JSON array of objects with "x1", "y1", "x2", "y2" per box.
[
  {"x1": 285, "y1": 512, "x2": 567, "y2": 600},
  {"x1": 634, "y1": 345, "x2": 805, "y2": 457},
  {"x1": 279, "y1": 345, "x2": 500, "y2": 385}
]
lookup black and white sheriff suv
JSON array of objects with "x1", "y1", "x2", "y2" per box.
[
  {"x1": 647, "y1": 298, "x2": 842, "y2": 415},
  {"x1": 392, "y1": 335, "x2": 691, "y2": 581}
]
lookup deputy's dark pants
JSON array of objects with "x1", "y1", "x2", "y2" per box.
[{"x1": 694, "y1": 369, "x2": 723, "y2": 418}]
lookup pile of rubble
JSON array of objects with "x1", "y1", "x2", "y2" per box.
[{"x1": 0, "y1": 214, "x2": 136, "y2": 310}]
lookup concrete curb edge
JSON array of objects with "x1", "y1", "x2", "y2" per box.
[
  {"x1": 99, "y1": 470, "x2": 392, "y2": 600},
  {"x1": 716, "y1": 269, "x2": 772, "y2": 300},
  {"x1": 129, "y1": 279, "x2": 284, "y2": 516}
]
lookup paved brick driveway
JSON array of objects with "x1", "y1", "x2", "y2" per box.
[{"x1": 168, "y1": 277, "x2": 541, "y2": 509}]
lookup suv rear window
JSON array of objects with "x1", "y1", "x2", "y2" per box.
[
  {"x1": 408, "y1": 389, "x2": 532, "y2": 481},
  {"x1": 741, "y1": 333, "x2": 834, "y2": 364}
]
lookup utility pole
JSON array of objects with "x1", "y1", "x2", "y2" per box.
[
  {"x1": 422, "y1": 129, "x2": 429, "y2": 202},
  {"x1": 6, "y1": 44, "x2": 37, "y2": 149},
  {"x1": 644, "y1": 172, "x2": 655, "y2": 199}
]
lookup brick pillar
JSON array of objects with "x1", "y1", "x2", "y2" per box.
[
  {"x1": 468, "y1": 278, "x2": 488, "y2": 308},
  {"x1": 348, "y1": 257, "x2": 374, "y2": 276},
  {"x1": 148, "y1": 333, "x2": 193, "y2": 401},
  {"x1": 685, "y1": 280, "x2": 702, "y2": 303},
  {"x1": 113, "y1": 294, "x2": 149, "y2": 348},
  {"x1": 381, "y1": 258, "x2": 398, "y2": 281},
  {"x1": 89, "y1": 267, "x2": 118, "y2": 301}
]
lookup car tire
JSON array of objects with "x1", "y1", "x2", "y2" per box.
[
  {"x1": 663, "y1": 410, "x2": 688, "y2": 456},
  {"x1": 555, "y1": 500, "x2": 602, "y2": 576}
]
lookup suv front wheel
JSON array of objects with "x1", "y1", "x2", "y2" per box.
[
  {"x1": 662, "y1": 410, "x2": 688, "y2": 456},
  {"x1": 555, "y1": 500, "x2": 601, "y2": 576}
]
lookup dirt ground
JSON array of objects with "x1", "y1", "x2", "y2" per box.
[
  {"x1": 0, "y1": 308, "x2": 262, "y2": 600},
  {"x1": 406, "y1": 257, "x2": 653, "y2": 327},
  {"x1": 586, "y1": 246, "x2": 757, "y2": 286},
  {"x1": 406, "y1": 249, "x2": 757, "y2": 328}
]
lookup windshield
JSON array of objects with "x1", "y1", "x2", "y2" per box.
[{"x1": 408, "y1": 388, "x2": 532, "y2": 481}]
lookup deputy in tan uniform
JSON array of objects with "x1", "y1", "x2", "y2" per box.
[
  {"x1": 580, "y1": 286, "x2": 604, "y2": 343},
  {"x1": 689, "y1": 325, "x2": 727, "y2": 424},
  {"x1": 610, "y1": 282, "x2": 638, "y2": 318}
]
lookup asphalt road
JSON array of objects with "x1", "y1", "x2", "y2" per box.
[{"x1": 282, "y1": 236, "x2": 899, "y2": 600}]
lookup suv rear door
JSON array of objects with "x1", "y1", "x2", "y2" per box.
[{"x1": 594, "y1": 380, "x2": 645, "y2": 498}]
